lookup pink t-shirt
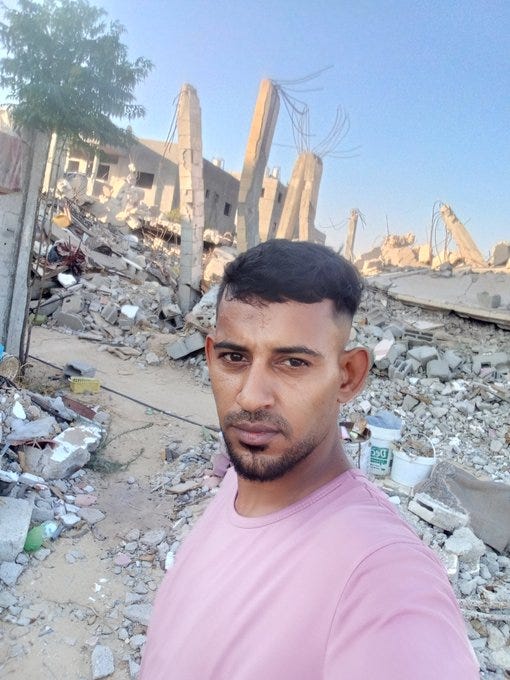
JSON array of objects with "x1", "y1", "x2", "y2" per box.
[{"x1": 141, "y1": 469, "x2": 479, "y2": 679}]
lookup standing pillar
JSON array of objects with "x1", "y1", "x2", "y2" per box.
[
  {"x1": 237, "y1": 79, "x2": 280, "y2": 252},
  {"x1": 298, "y1": 153, "x2": 323, "y2": 241},
  {"x1": 275, "y1": 153, "x2": 305, "y2": 240},
  {"x1": 177, "y1": 84, "x2": 205, "y2": 313}
]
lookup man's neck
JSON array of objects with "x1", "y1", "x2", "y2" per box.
[{"x1": 234, "y1": 440, "x2": 352, "y2": 517}]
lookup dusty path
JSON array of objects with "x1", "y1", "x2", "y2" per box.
[{"x1": 0, "y1": 328, "x2": 219, "y2": 679}]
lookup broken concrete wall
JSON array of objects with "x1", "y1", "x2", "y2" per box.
[
  {"x1": 0, "y1": 127, "x2": 49, "y2": 356},
  {"x1": 236, "y1": 79, "x2": 280, "y2": 252},
  {"x1": 275, "y1": 153, "x2": 305, "y2": 240},
  {"x1": 440, "y1": 204, "x2": 486, "y2": 267}
]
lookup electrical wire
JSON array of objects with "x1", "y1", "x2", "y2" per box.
[{"x1": 28, "y1": 355, "x2": 220, "y2": 433}]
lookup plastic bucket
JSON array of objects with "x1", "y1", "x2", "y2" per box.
[
  {"x1": 339, "y1": 422, "x2": 371, "y2": 474},
  {"x1": 391, "y1": 448, "x2": 436, "y2": 487},
  {"x1": 369, "y1": 424, "x2": 401, "y2": 476}
]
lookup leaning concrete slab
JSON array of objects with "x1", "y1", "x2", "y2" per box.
[{"x1": 0, "y1": 497, "x2": 32, "y2": 561}]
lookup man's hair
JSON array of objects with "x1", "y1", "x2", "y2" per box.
[{"x1": 217, "y1": 239, "x2": 363, "y2": 318}]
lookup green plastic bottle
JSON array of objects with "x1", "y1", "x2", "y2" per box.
[{"x1": 24, "y1": 521, "x2": 59, "y2": 552}]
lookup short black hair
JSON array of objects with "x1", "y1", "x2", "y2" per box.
[{"x1": 217, "y1": 239, "x2": 363, "y2": 318}]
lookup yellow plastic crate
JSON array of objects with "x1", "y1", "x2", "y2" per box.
[{"x1": 69, "y1": 376, "x2": 101, "y2": 394}]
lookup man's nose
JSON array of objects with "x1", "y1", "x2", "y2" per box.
[{"x1": 236, "y1": 363, "x2": 275, "y2": 412}]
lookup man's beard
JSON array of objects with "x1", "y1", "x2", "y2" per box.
[{"x1": 222, "y1": 410, "x2": 320, "y2": 482}]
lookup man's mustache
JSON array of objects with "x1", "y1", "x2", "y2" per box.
[{"x1": 223, "y1": 410, "x2": 291, "y2": 435}]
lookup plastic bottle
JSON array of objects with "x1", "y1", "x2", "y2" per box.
[{"x1": 24, "y1": 521, "x2": 59, "y2": 552}]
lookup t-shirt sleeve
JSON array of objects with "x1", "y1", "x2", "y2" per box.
[{"x1": 324, "y1": 541, "x2": 480, "y2": 680}]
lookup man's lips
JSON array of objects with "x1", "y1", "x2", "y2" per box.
[{"x1": 230, "y1": 422, "x2": 281, "y2": 447}]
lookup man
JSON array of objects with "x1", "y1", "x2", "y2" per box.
[{"x1": 141, "y1": 240, "x2": 478, "y2": 679}]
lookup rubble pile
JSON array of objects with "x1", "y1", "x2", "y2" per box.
[
  {"x1": 354, "y1": 231, "x2": 510, "y2": 276},
  {"x1": 30, "y1": 198, "x2": 235, "y2": 369}
]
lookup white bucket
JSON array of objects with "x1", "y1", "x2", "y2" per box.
[
  {"x1": 369, "y1": 425, "x2": 401, "y2": 476},
  {"x1": 391, "y1": 448, "x2": 436, "y2": 487},
  {"x1": 343, "y1": 437, "x2": 371, "y2": 474}
]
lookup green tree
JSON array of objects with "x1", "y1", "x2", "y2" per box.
[{"x1": 0, "y1": 0, "x2": 152, "y2": 148}]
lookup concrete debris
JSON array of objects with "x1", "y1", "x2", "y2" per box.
[
  {"x1": 91, "y1": 644, "x2": 115, "y2": 679},
  {"x1": 0, "y1": 498, "x2": 32, "y2": 562}
]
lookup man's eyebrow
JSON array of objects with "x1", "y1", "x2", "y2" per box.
[
  {"x1": 275, "y1": 345, "x2": 323, "y2": 357},
  {"x1": 213, "y1": 341, "x2": 247, "y2": 352},
  {"x1": 213, "y1": 342, "x2": 322, "y2": 358}
]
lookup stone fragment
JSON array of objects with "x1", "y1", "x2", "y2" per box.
[
  {"x1": 0, "y1": 590, "x2": 18, "y2": 608},
  {"x1": 101, "y1": 303, "x2": 119, "y2": 325},
  {"x1": 476, "y1": 291, "x2": 501, "y2": 309},
  {"x1": 145, "y1": 351, "x2": 160, "y2": 365},
  {"x1": 491, "y1": 242, "x2": 510, "y2": 267},
  {"x1": 167, "y1": 331, "x2": 205, "y2": 360},
  {"x1": 444, "y1": 527, "x2": 486, "y2": 574},
  {"x1": 491, "y1": 647, "x2": 510, "y2": 671},
  {"x1": 407, "y1": 345, "x2": 438, "y2": 367},
  {"x1": 114, "y1": 553, "x2": 132, "y2": 567},
  {"x1": 77, "y1": 508, "x2": 105, "y2": 524},
  {"x1": 53, "y1": 312, "x2": 85, "y2": 331},
  {"x1": 0, "y1": 562, "x2": 24, "y2": 587},
  {"x1": 6, "y1": 415, "x2": 57, "y2": 443},
  {"x1": 74, "y1": 494, "x2": 97, "y2": 507},
  {"x1": 23, "y1": 423, "x2": 102, "y2": 479},
  {"x1": 60, "y1": 513, "x2": 81, "y2": 527},
  {"x1": 0, "y1": 497, "x2": 32, "y2": 562},
  {"x1": 426, "y1": 359, "x2": 451, "y2": 381},
  {"x1": 91, "y1": 644, "x2": 115, "y2": 679},
  {"x1": 443, "y1": 350, "x2": 463, "y2": 371},
  {"x1": 140, "y1": 528, "x2": 166, "y2": 548},
  {"x1": 63, "y1": 360, "x2": 96, "y2": 377},
  {"x1": 61, "y1": 294, "x2": 83, "y2": 314},
  {"x1": 123, "y1": 603, "x2": 152, "y2": 627}
]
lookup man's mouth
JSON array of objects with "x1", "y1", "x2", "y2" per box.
[{"x1": 231, "y1": 422, "x2": 281, "y2": 448}]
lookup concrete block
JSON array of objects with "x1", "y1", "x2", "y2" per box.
[
  {"x1": 388, "y1": 357, "x2": 418, "y2": 380},
  {"x1": 6, "y1": 415, "x2": 57, "y2": 443},
  {"x1": 426, "y1": 359, "x2": 451, "y2": 381},
  {"x1": 0, "y1": 561, "x2": 24, "y2": 587},
  {"x1": 477, "y1": 291, "x2": 501, "y2": 309},
  {"x1": 64, "y1": 360, "x2": 96, "y2": 377},
  {"x1": 409, "y1": 493, "x2": 469, "y2": 533},
  {"x1": 407, "y1": 345, "x2": 438, "y2": 367},
  {"x1": 472, "y1": 352, "x2": 509, "y2": 374},
  {"x1": 167, "y1": 331, "x2": 205, "y2": 360},
  {"x1": 23, "y1": 423, "x2": 102, "y2": 480},
  {"x1": 61, "y1": 294, "x2": 83, "y2": 315},
  {"x1": 492, "y1": 242, "x2": 510, "y2": 267},
  {"x1": 0, "y1": 498, "x2": 32, "y2": 562},
  {"x1": 53, "y1": 312, "x2": 85, "y2": 332},
  {"x1": 444, "y1": 350, "x2": 463, "y2": 371},
  {"x1": 101, "y1": 303, "x2": 119, "y2": 325}
]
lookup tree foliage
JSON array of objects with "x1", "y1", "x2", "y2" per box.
[{"x1": 0, "y1": 0, "x2": 153, "y2": 148}]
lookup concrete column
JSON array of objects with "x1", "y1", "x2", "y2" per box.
[
  {"x1": 42, "y1": 132, "x2": 65, "y2": 193},
  {"x1": 0, "y1": 129, "x2": 49, "y2": 357},
  {"x1": 440, "y1": 204, "x2": 486, "y2": 267},
  {"x1": 344, "y1": 209, "x2": 359, "y2": 262},
  {"x1": 298, "y1": 153, "x2": 323, "y2": 242},
  {"x1": 237, "y1": 79, "x2": 280, "y2": 252},
  {"x1": 275, "y1": 153, "x2": 305, "y2": 240},
  {"x1": 177, "y1": 83, "x2": 205, "y2": 313}
]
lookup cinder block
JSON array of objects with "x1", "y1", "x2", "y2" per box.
[
  {"x1": 167, "y1": 332, "x2": 205, "y2": 360},
  {"x1": 426, "y1": 359, "x2": 451, "y2": 381},
  {"x1": 0, "y1": 497, "x2": 32, "y2": 561}
]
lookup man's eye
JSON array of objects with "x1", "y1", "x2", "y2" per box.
[
  {"x1": 220, "y1": 352, "x2": 245, "y2": 363},
  {"x1": 283, "y1": 358, "x2": 310, "y2": 368}
]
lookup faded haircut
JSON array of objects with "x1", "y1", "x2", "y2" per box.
[{"x1": 217, "y1": 239, "x2": 363, "y2": 319}]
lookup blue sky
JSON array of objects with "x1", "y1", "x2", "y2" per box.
[{"x1": 2, "y1": 0, "x2": 509, "y2": 256}]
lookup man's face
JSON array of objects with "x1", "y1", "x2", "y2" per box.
[{"x1": 206, "y1": 297, "x2": 352, "y2": 482}]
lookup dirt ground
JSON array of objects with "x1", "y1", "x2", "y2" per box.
[{"x1": 0, "y1": 327, "x2": 218, "y2": 679}]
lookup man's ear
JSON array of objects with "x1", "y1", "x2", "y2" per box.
[
  {"x1": 205, "y1": 334, "x2": 215, "y2": 366},
  {"x1": 337, "y1": 347, "x2": 370, "y2": 404}
]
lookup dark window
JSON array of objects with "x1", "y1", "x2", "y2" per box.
[
  {"x1": 205, "y1": 189, "x2": 210, "y2": 198},
  {"x1": 66, "y1": 160, "x2": 80, "y2": 173},
  {"x1": 224, "y1": 202, "x2": 231, "y2": 216},
  {"x1": 277, "y1": 192, "x2": 282, "y2": 203},
  {"x1": 261, "y1": 187, "x2": 265, "y2": 198},
  {"x1": 99, "y1": 151, "x2": 119, "y2": 165},
  {"x1": 136, "y1": 172, "x2": 154, "y2": 189},
  {"x1": 97, "y1": 164, "x2": 110, "y2": 181}
]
